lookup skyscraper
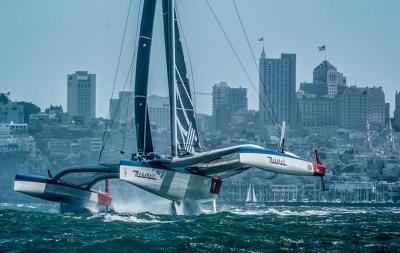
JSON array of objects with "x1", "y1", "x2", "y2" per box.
[
  {"x1": 313, "y1": 60, "x2": 346, "y2": 97},
  {"x1": 385, "y1": 102, "x2": 390, "y2": 124},
  {"x1": 394, "y1": 91, "x2": 400, "y2": 129},
  {"x1": 299, "y1": 82, "x2": 327, "y2": 97},
  {"x1": 212, "y1": 82, "x2": 231, "y2": 119},
  {"x1": 296, "y1": 92, "x2": 337, "y2": 135},
  {"x1": 148, "y1": 95, "x2": 170, "y2": 130},
  {"x1": 67, "y1": 71, "x2": 96, "y2": 120},
  {"x1": 212, "y1": 82, "x2": 248, "y2": 130},
  {"x1": 337, "y1": 86, "x2": 385, "y2": 130},
  {"x1": 109, "y1": 91, "x2": 134, "y2": 123},
  {"x1": 259, "y1": 51, "x2": 296, "y2": 127}
]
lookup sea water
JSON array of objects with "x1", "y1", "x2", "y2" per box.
[{"x1": 1, "y1": 203, "x2": 399, "y2": 252}]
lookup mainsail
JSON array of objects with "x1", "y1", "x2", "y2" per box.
[
  {"x1": 134, "y1": 0, "x2": 157, "y2": 154},
  {"x1": 162, "y1": 0, "x2": 201, "y2": 156}
]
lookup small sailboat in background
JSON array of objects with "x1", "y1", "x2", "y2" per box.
[{"x1": 245, "y1": 183, "x2": 258, "y2": 204}]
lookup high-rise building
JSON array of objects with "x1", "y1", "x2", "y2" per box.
[
  {"x1": 299, "y1": 82, "x2": 327, "y2": 97},
  {"x1": 228, "y1": 87, "x2": 247, "y2": 112},
  {"x1": 394, "y1": 91, "x2": 400, "y2": 129},
  {"x1": 259, "y1": 51, "x2": 296, "y2": 127},
  {"x1": 109, "y1": 91, "x2": 134, "y2": 123},
  {"x1": 148, "y1": 95, "x2": 170, "y2": 130},
  {"x1": 212, "y1": 82, "x2": 230, "y2": 120},
  {"x1": 212, "y1": 82, "x2": 248, "y2": 130},
  {"x1": 313, "y1": 60, "x2": 346, "y2": 97},
  {"x1": 296, "y1": 93, "x2": 337, "y2": 135},
  {"x1": 385, "y1": 103, "x2": 390, "y2": 124},
  {"x1": 337, "y1": 86, "x2": 385, "y2": 130},
  {"x1": 67, "y1": 71, "x2": 96, "y2": 120}
]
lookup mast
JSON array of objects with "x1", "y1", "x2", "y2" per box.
[
  {"x1": 134, "y1": 0, "x2": 156, "y2": 155},
  {"x1": 168, "y1": 0, "x2": 178, "y2": 157}
]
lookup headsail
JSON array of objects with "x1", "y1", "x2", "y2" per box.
[
  {"x1": 162, "y1": 0, "x2": 201, "y2": 156},
  {"x1": 134, "y1": 0, "x2": 157, "y2": 154}
]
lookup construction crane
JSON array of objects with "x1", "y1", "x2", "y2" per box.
[{"x1": 195, "y1": 92, "x2": 211, "y2": 96}]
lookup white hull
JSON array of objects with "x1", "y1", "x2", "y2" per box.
[
  {"x1": 239, "y1": 149, "x2": 319, "y2": 176},
  {"x1": 119, "y1": 161, "x2": 219, "y2": 203},
  {"x1": 14, "y1": 175, "x2": 111, "y2": 211},
  {"x1": 171, "y1": 144, "x2": 326, "y2": 178}
]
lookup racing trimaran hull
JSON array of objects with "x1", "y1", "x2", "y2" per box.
[
  {"x1": 14, "y1": 174, "x2": 112, "y2": 212},
  {"x1": 119, "y1": 145, "x2": 325, "y2": 204}
]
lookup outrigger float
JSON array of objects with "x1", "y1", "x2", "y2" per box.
[{"x1": 14, "y1": 164, "x2": 119, "y2": 212}]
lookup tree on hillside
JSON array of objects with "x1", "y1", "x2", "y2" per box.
[
  {"x1": 45, "y1": 105, "x2": 64, "y2": 123},
  {"x1": 45, "y1": 105, "x2": 63, "y2": 114},
  {"x1": 17, "y1": 101, "x2": 41, "y2": 123},
  {"x1": 0, "y1": 93, "x2": 10, "y2": 104}
]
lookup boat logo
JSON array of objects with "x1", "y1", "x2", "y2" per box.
[
  {"x1": 267, "y1": 156, "x2": 287, "y2": 166},
  {"x1": 131, "y1": 170, "x2": 157, "y2": 180},
  {"x1": 124, "y1": 167, "x2": 127, "y2": 177}
]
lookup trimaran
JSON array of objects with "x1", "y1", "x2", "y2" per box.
[{"x1": 14, "y1": 0, "x2": 326, "y2": 214}]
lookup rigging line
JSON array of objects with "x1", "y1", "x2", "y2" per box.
[
  {"x1": 121, "y1": 61, "x2": 135, "y2": 152},
  {"x1": 175, "y1": 3, "x2": 197, "y2": 117},
  {"x1": 98, "y1": 0, "x2": 142, "y2": 163},
  {"x1": 143, "y1": 95, "x2": 149, "y2": 155},
  {"x1": 232, "y1": 1, "x2": 278, "y2": 128},
  {"x1": 99, "y1": 51, "x2": 136, "y2": 162},
  {"x1": 232, "y1": 0, "x2": 280, "y2": 134},
  {"x1": 122, "y1": 0, "x2": 143, "y2": 153},
  {"x1": 99, "y1": 0, "x2": 133, "y2": 161},
  {"x1": 204, "y1": 0, "x2": 276, "y2": 132}
]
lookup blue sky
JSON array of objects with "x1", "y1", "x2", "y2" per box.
[{"x1": 1, "y1": 0, "x2": 399, "y2": 116}]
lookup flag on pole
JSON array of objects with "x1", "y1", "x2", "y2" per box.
[
  {"x1": 258, "y1": 37, "x2": 264, "y2": 42},
  {"x1": 318, "y1": 45, "x2": 326, "y2": 51}
]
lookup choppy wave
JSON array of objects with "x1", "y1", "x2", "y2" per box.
[
  {"x1": 220, "y1": 205, "x2": 387, "y2": 217},
  {"x1": 229, "y1": 207, "x2": 331, "y2": 216},
  {"x1": 0, "y1": 202, "x2": 60, "y2": 213},
  {"x1": 102, "y1": 213, "x2": 175, "y2": 224},
  {"x1": 1, "y1": 203, "x2": 400, "y2": 252}
]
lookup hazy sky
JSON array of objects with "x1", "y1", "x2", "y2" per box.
[{"x1": 1, "y1": 0, "x2": 399, "y2": 117}]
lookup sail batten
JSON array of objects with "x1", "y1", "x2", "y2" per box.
[{"x1": 162, "y1": 0, "x2": 201, "y2": 156}]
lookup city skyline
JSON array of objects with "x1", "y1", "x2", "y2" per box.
[
  {"x1": 1, "y1": 0, "x2": 399, "y2": 117},
  {"x1": 2, "y1": 1, "x2": 400, "y2": 250}
]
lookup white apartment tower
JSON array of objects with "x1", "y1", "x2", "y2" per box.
[
  {"x1": 259, "y1": 50, "x2": 296, "y2": 127},
  {"x1": 67, "y1": 71, "x2": 96, "y2": 120}
]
